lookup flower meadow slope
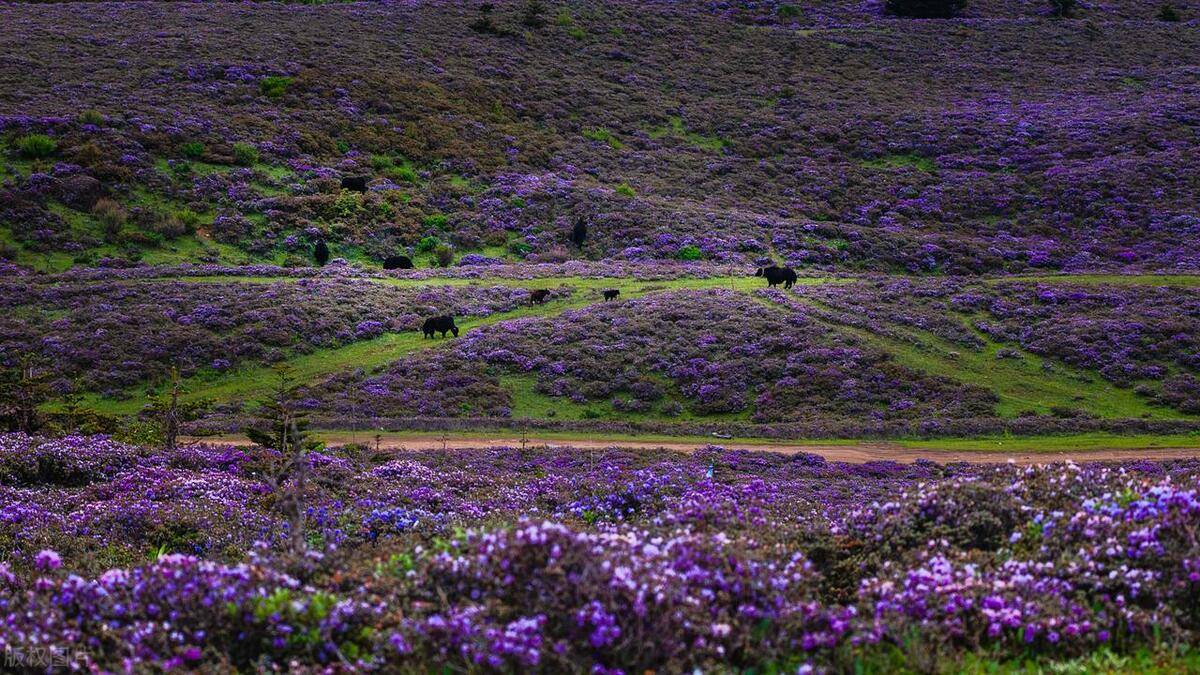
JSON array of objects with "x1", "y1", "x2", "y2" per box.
[
  {"x1": 1, "y1": 433, "x2": 1199, "y2": 671},
  {"x1": 2, "y1": 1, "x2": 1199, "y2": 273},
  {"x1": 0, "y1": 277, "x2": 544, "y2": 395}
]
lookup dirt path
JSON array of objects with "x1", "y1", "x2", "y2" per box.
[{"x1": 189, "y1": 434, "x2": 1200, "y2": 465}]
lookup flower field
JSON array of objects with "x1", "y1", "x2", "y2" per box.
[
  {"x1": 0, "y1": 433, "x2": 1198, "y2": 671},
  {"x1": 3, "y1": 0, "x2": 1200, "y2": 669}
]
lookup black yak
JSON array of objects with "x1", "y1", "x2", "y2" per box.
[
  {"x1": 529, "y1": 289, "x2": 551, "y2": 304},
  {"x1": 422, "y1": 315, "x2": 459, "y2": 338},
  {"x1": 340, "y1": 175, "x2": 369, "y2": 192},
  {"x1": 602, "y1": 289, "x2": 620, "y2": 301},
  {"x1": 570, "y1": 219, "x2": 587, "y2": 247},
  {"x1": 314, "y1": 240, "x2": 330, "y2": 266},
  {"x1": 755, "y1": 265, "x2": 797, "y2": 289},
  {"x1": 383, "y1": 255, "x2": 413, "y2": 270}
]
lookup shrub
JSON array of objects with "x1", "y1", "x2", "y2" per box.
[
  {"x1": 78, "y1": 110, "x2": 105, "y2": 126},
  {"x1": 776, "y1": 4, "x2": 803, "y2": 19},
  {"x1": 469, "y1": 3, "x2": 498, "y2": 33},
  {"x1": 1049, "y1": 0, "x2": 1076, "y2": 17},
  {"x1": 615, "y1": 182, "x2": 636, "y2": 197},
  {"x1": 678, "y1": 245, "x2": 702, "y2": 261},
  {"x1": 91, "y1": 198, "x2": 127, "y2": 241},
  {"x1": 1157, "y1": 3, "x2": 1180, "y2": 20},
  {"x1": 179, "y1": 141, "x2": 205, "y2": 159},
  {"x1": 151, "y1": 213, "x2": 192, "y2": 240},
  {"x1": 389, "y1": 164, "x2": 419, "y2": 183},
  {"x1": 583, "y1": 127, "x2": 622, "y2": 149},
  {"x1": 14, "y1": 133, "x2": 57, "y2": 159},
  {"x1": 423, "y1": 213, "x2": 449, "y2": 229},
  {"x1": 232, "y1": 142, "x2": 259, "y2": 166},
  {"x1": 884, "y1": 0, "x2": 966, "y2": 18},
  {"x1": 433, "y1": 243, "x2": 455, "y2": 267},
  {"x1": 415, "y1": 236, "x2": 440, "y2": 253},
  {"x1": 482, "y1": 230, "x2": 509, "y2": 247},
  {"x1": 259, "y1": 76, "x2": 292, "y2": 99},
  {"x1": 522, "y1": 0, "x2": 546, "y2": 28}
]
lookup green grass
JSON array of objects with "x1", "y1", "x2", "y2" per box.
[
  {"x1": 647, "y1": 116, "x2": 729, "y2": 152},
  {"x1": 900, "y1": 431, "x2": 1200, "y2": 453},
  {"x1": 582, "y1": 127, "x2": 623, "y2": 149},
  {"x1": 834, "y1": 318, "x2": 1179, "y2": 420},
  {"x1": 860, "y1": 153, "x2": 936, "y2": 172}
]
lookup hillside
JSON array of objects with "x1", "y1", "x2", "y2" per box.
[{"x1": 2, "y1": 0, "x2": 1199, "y2": 273}]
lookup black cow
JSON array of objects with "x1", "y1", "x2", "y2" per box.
[
  {"x1": 422, "y1": 315, "x2": 459, "y2": 338},
  {"x1": 383, "y1": 255, "x2": 413, "y2": 270},
  {"x1": 529, "y1": 289, "x2": 551, "y2": 304},
  {"x1": 313, "y1": 239, "x2": 330, "y2": 267},
  {"x1": 340, "y1": 175, "x2": 369, "y2": 192},
  {"x1": 602, "y1": 289, "x2": 620, "y2": 301},
  {"x1": 755, "y1": 265, "x2": 797, "y2": 289}
]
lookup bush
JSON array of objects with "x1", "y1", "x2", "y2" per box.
[
  {"x1": 91, "y1": 198, "x2": 127, "y2": 241},
  {"x1": 259, "y1": 76, "x2": 292, "y2": 99},
  {"x1": 776, "y1": 4, "x2": 803, "y2": 19},
  {"x1": 14, "y1": 133, "x2": 57, "y2": 159},
  {"x1": 1157, "y1": 3, "x2": 1180, "y2": 20},
  {"x1": 232, "y1": 142, "x2": 259, "y2": 166},
  {"x1": 422, "y1": 213, "x2": 448, "y2": 229},
  {"x1": 615, "y1": 182, "x2": 636, "y2": 197},
  {"x1": 522, "y1": 0, "x2": 546, "y2": 28},
  {"x1": 78, "y1": 110, "x2": 105, "y2": 126},
  {"x1": 884, "y1": 0, "x2": 966, "y2": 18},
  {"x1": 415, "y1": 236, "x2": 440, "y2": 253},
  {"x1": 433, "y1": 244, "x2": 455, "y2": 267},
  {"x1": 1049, "y1": 0, "x2": 1076, "y2": 17},
  {"x1": 179, "y1": 142, "x2": 205, "y2": 159},
  {"x1": 388, "y1": 164, "x2": 419, "y2": 183},
  {"x1": 678, "y1": 245, "x2": 702, "y2": 261}
]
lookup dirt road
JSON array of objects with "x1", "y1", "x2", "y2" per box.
[{"x1": 189, "y1": 434, "x2": 1200, "y2": 465}]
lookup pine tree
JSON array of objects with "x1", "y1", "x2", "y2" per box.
[
  {"x1": 0, "y1": 357, "x2": 51, "y2": 434},
  {"x1": 244, "y1": 366, "x2": 322, "y2": 555},
  {"x1": 144, "y1": 368, "x2": 211, "y2": 451}
]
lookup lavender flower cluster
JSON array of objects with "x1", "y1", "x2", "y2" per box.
[{"x1": 1, "y1": 433, "x2": 1198, "y2": 671}]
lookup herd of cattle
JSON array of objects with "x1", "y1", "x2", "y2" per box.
[{"x1": 419, "y1": 265, "x2": 798, "y2": 339}]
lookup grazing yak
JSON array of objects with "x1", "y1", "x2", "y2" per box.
[
  {"x1": 602, "y1": 289, "x2": 620, "y2": 301},
  {"x1": 313, "y1": 239, "x2": 330, "y2": 266},
  {"x1": 570, "y1": 219, "x2": 587, "y2": 247},
  {"x1": 340, "y1": 175, "x2": 369, "y2": 192},
  {"x1": 422, "y1": 315, "x2": 459, "y2": 338},
  {"x1": 383, "y1": 255, "x2": 413, "y2": 270},
  {"x1": 529, "y1": 289, "x2": 551, "y2": 304},
  {"x1": 755, "y1": 265, "x2": 797, "y2": 289}
]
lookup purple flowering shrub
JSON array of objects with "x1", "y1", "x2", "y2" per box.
[
  {"x1": 0, "y1": 278, "x2": 533, "y2": 394},
  {"x1": 1, "y1": 434, "x2": 1199, "y2": 670}
]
